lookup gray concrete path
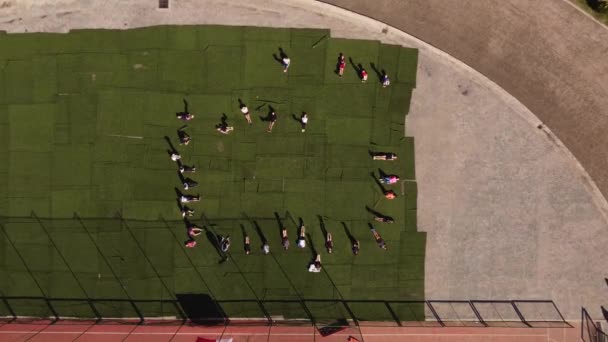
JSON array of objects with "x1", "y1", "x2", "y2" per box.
[{"x1": 1, "y1": 0, "x2": 607, "y2": 320}]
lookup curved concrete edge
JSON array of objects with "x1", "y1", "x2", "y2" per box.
[
  {"x1": 312, "y1": 0, "x2": 608, "y2": 224},
  {"x1": 561, "y1": 0, "x2": 608, "y2": 31}
]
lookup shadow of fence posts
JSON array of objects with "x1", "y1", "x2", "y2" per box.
[
  {"x1": 32, "y1": 211, "x2": 102, "y2": 321},
  {"x1": 74, "y1": 213, "x2": 143, "y2": 323}
]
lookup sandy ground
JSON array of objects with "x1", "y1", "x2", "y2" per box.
[{"x1": 0, "y1": 0, "x2": 607, "y2": 321}]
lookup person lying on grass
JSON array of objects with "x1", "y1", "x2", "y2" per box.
[
  {"x1": 244, "y1": 235, "x2": 251, "y2": 255},
  {"x1": 181, "y1": 206, "x2": 194, "y2": 218},
  {"x1": 184, "y1": 238, "x2": 197, "y2": 248},
  {"x1": 374, "y1": 215, "x2": 394, "y2": 224},
  {"x1": 370, "y1": 227, "x2": 387, "y2": 250},
  {"x1": 326, "y1": 233, "x2": 333, "y2": 254},
  {"x1": 372, "y1": 152, "x2": 397, "y2": 161},
  {"x1": 188, "y1": 224, "x2": 203, "y2": 237},
  {"x1": 308, "y1": 254, "x2": 322, "y2": 273},
  {"x1": 297, "y1": 225, "x2": 306, "y2": 248},
  {"x1": 379, "y1": 175, "x2": 399, "y2": 184},
  {"x1": 178, "y1": 126, "x2": 191, "y2": 145},
  {"x1": 180, "y1": 194, "x2": 200, "y2": 203},
  {"x1": 282, "y1": 228, "x2": 290, "y2": 250},
  {"x1": 179, "y1": 164, "x2": 196, "y2": 173},
  {"x1": 352, "y1": 240, "x2": 360, "y2": 255},
  {"x1": 183, "y1": 179, "x2": 198, "y2": 190},
  {"x1": 384, "y1": 190, "x2": 397, "y2": 200},
  {"x1": 176, "y1": 112, "x2": 195, "y2": 121},
  {"x1": 220, "y1": 235, "x2": 231, "y2": 253}
]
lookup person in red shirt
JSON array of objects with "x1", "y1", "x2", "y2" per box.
[
  {"x1": 338, "y1": 53, "x2": 346, "y2": 77},
  {"x1": 360, "y1": 68, "x2": 368, "y2": 82},
  {"x1": 384, "y1": 190, "x2": 397, "y2": 200},
  {"x1": 184, "y1": 239, "x2": 197, "y2": 248}
]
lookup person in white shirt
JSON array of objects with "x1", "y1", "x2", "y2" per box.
[
  {"x1": 297, "y1": 225, "x2": 306, "y2": 248},
  {"x1": 262, "y1": 242, "x2": 270, "y2": 254},
  {"x1": 240, "y1": 103, "x2": 252, "y2": 125},
  {"x1": 300, "y1": 112, "x2": 308, "y2": 133},
  {"x1": 308, "y1": 254, "x2": 322, "y2": 273},
  {"x1": 282, "y1": 57, "x2": 290, "y2": 73}
]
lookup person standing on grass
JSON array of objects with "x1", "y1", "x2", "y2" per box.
[
  {"x1": 360, "y1": 68, "x2": 368, "y2": 82},
  {"x1": 381, "y1": 72, "x2": 390, "y2": 87},
  {"x1": 184, "y1": 239, "x2": 197, "y2": 248},
  {"x1": 338, "y1": 53, "x2": 346, "y2": 77},
  {"x1": 300, "y1": 112, "x2": 308, "y2": 133},
  {"x1": 240, "y1": 103, "x2": 252, "y2": 125},
  {"x1": 267, "y1": 111, "x2": 277, "y2": 133},
  {"x1": 170, "y1": 153, "x2": 181, "y2": 161},
  {"x1": 370, "y1": 227, "x2": 387, "y2": 250},
  {"x1": 326, "y1": 232, "x2": 333, "y2": 254},
  {"x1": 281, "y1": 228, "x2": 290, "y2": 250},
  {"x1": 244, "y1": 235, "x2": 251, "y2": 255}
]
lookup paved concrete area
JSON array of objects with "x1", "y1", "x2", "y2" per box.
[{"x1": 1, "y1": 0, "x2": 607, "y2": 320}]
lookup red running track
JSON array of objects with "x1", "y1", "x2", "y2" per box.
[{"x1": 0, "y1": 320, "x2": 581, "y2": 341}]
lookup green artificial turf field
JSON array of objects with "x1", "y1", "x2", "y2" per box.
[{"x1": 0, "y1": 25, "x2": 425, "y2": 324}]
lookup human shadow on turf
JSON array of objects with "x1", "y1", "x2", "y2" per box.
[
  {"x1": 370, "y1": 172, "x2": 388, "y2": 194},
  {"x1": 318, "y1": 215, "x2": 328, "y2": 241},
  {"x1": 174, "y1": 98, "x2": 190, "y2": 119},
  {"x1": 252, "y1": 220, "x2": 268, "y2": 251},
  {"x1": 204, "y1": 226, "x2": 227, "y2": 263},
  {"x1": 365, "y1": 206, "x2": 394, "y2": 222},
  {"x1": 215, "y1": 113, "x2": 229, "y2": 131},
  {"x1": 165, "y1": 136, "x2": 179, "y2": 157},
  {"x1": 259, "y1": 105, "x2": 276, "y2": 122},
  {"x1": 274, "y1": 212, "x2": 284, "y2": 242},
  {"x1": 348, "y1": 57, "x2": 361, "y2": 76},
  {"x1": 341, "y1": 222, "x2": 357, "y2": 246},
  {"x1": 272, "y1": 47, "x2": 288, "y2": 65},
  {"x1": 370, "y1": 62, "x2": 385, "y2": 85}
]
